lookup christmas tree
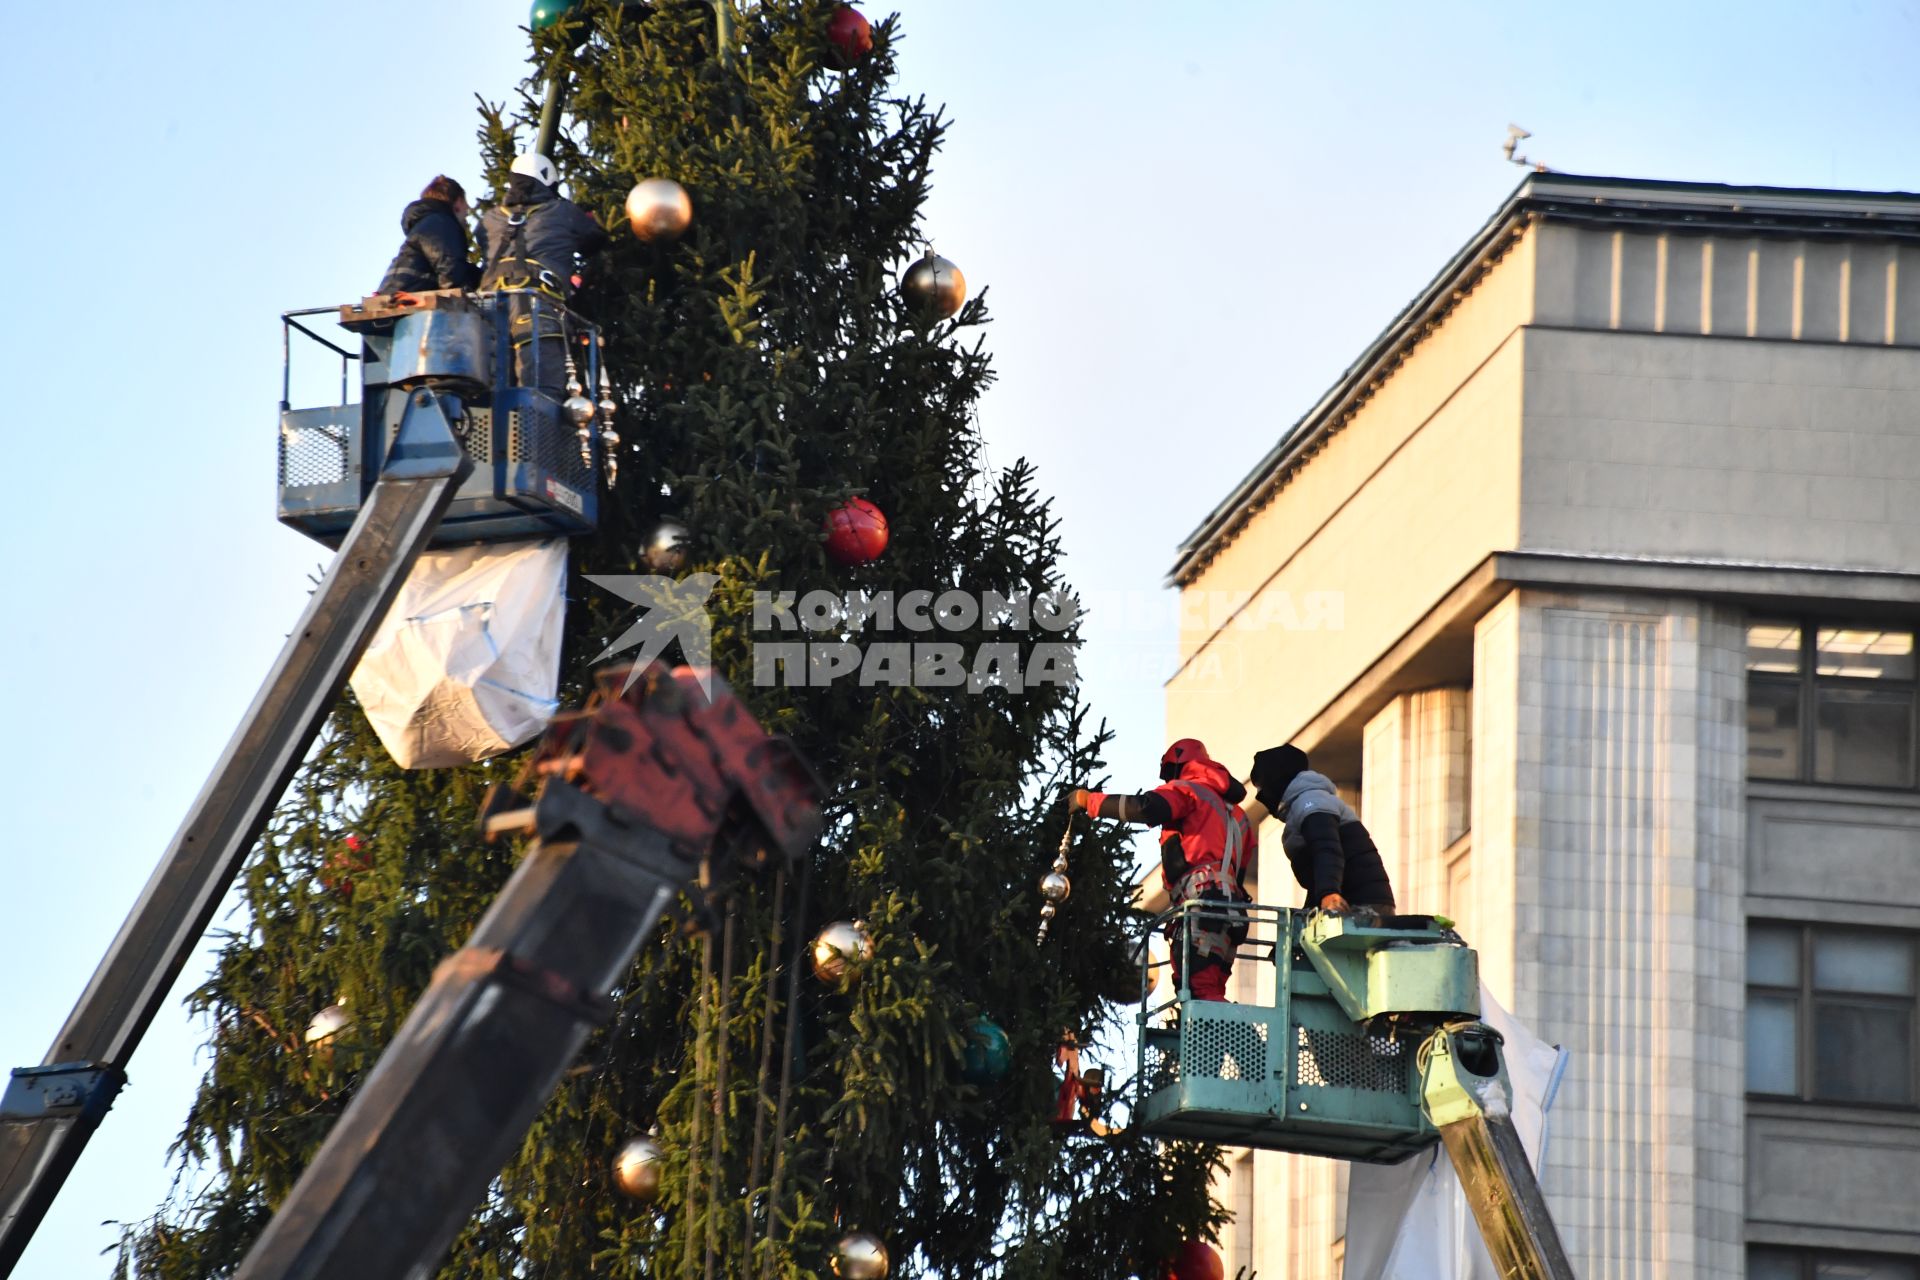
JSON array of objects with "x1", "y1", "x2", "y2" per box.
[{"x1": 117, "y1": 3, "x2": 1223, "y2": 1276}]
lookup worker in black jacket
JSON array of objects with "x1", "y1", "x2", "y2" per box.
[
  {"x1": 1247, "y1": 744, "x2": 1396, "y2": 914},
  {"x1": 476, "y1": 153, "x2": 612, "y2": 395},
  {"x1": 376, "y1": 176, "x2": 480, "y2": 295}
]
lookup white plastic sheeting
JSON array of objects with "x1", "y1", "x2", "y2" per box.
[
  {"x1": 1341, "y1": 989, "x2": 1570, "y2": 1280},
  {"x1": 350, "y1": 538, "x2": 567, "y2": 769}
]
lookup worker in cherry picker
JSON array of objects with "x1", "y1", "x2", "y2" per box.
[
  {"x1": 376, "y1": 176, "x2": 481, "y2": 295},
  {"x1": 1246, "y1": 744, "x2": 1396, "y2": 915},
  {"x1": 1067, "y1": 739, "x2": 1254, "y2": 1002},
  {"x1": 476, "y1": 152, "x2": 612, "y2": 395}
]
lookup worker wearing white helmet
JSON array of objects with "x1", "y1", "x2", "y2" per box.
[{"x1": 476, "y1": 152, "x2": 612, "y2": 393}]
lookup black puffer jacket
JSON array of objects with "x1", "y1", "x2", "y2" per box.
[
  {"x1": 376, "y1": 198, "x2": 479, "y2": 294},
  {"x1": 476, "y1": 174, "x2": 611, "y2": 297},
  {"x1": 1275, "y1": 771, "x2": 1397, "y2": 909}
]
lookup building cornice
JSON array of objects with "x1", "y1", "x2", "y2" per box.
[
  {"x1": 1170, "y1": 173, "x2": 1920, "y2": 587},
  {"x1": 1281, "y1": 549, "x2": 1920, "y2": 782}
]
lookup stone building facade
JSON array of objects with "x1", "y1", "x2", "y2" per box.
[{"x1": 1167, "y1": 174, "x2": 1920, "y2": 1279}]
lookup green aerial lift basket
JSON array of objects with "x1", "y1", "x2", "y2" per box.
[{"x1": 1135, "y1": 903, "x2": 1480, "y2": 1164}]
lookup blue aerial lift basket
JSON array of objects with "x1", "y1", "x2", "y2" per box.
[{"x1": 277, "y1": 291, "x2": 607, "y2": 548}]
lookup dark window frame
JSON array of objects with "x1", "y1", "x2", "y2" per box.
[
  {"x1": 1747, "y1": 920, "x2": 1920, "y2": 1110},
  {"x1": 1748, "y1": 1243, "x2": 1920, "y2": 1279},
  {"x1": 1746, "y1": 619, "x2": 1919, "y2": 790}
]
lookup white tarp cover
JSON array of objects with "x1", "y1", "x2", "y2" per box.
[
  {"x1": 1341, "y1": 988, "x2": 1570, "y2": 1280},
  {"x1": 350, "y1": 538, "x2": 567, "y2": 769}
]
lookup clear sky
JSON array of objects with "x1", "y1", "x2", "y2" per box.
[{"x1": 3, "y1": 1, "x2": 1919, "y2": 1274}]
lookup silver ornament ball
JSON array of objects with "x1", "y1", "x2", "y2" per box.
[
  {"x1": 626, "y1": 178, "x2": 693, "y2": 243},
  {"x1": 811, "y1": 919, "x2": 874, "y2": 983},
  {"x1": 305, "y1": 1004, "x2": 353, "y2": 1045},
  {"x1": 1039, "y1": 870, "x2": 1072, "y2": 905},
  {"x1": 643, "y1": 521, "x2": 691, "y2": 574},
  {"x1": 832, "y1": 1230, "x2": 890, "y2": 1279},
  {"x1": 563, "y1": 394, "x2": 597, "y2": 427},
  {"x1": 899, "y1": 252, "x2": 966, "y2": 320},
  {"x1": 612, "y1": 1135, "x2": 664, "y2": 1203}
]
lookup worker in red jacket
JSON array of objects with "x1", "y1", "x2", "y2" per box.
[{"x1": 1068, "y1": 739, "x2": 1254, "y2": 1001}]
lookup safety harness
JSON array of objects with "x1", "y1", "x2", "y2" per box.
[
  {"x1": 488, "y1": 204, "x2": 567, "y2": 300},
  {"x1": 1165, "y1": 780, "x2": 1253, "y2": 963},
  {"x1": 1168, "y1": 780, "x2": 1251, "y2": 901}
]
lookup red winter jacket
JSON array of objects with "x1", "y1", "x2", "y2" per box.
[{"x1": 1146, "y1": 757, "x2": 1255, "y2": 904}]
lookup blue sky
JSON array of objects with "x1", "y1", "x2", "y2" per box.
[{"x1": 3, "y1": 1, "x2": 1919, "y2": 1274}]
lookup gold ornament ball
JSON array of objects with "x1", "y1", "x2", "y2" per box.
[
  {"x1": 1039, "y1": 870, "x2": 1072, "y2": 905},
  {"x1": 811, "y1": 919, "x2": 874, "y2": 983},
  {"x1": 563, "y1": 394, "x2": 597, "y2": 427},
  {"x1": 644, "y1": 521, "x2": 692, "y2": 575},
  {"x1": 832, "y1": 1230, "x2": 890, "y2": 1279},
  {"x1": 305, "y1": 1004, "x2": 353, "y2": 1045},
  {"x1": 899, "y1": 253, "x2": 966, "y2": 319},
  {"x1": 626, "y1": 178, "x2": 693, "y2": 243},
  {"x1": 612, "y1": 1135, "x2": 664, "y2": 1203}
]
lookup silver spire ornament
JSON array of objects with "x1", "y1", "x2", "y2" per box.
[
  {"x1": 1036, "y1": 815, "x2": 1075, "y2": 944},
  {"x1": 564, "y1": 353, "x2": 596, "y2": 466},
  {"x1": 596, "y1": 334, "x2": 620, "y2": 486}
]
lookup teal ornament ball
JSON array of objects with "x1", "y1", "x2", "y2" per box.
[
  {"x1": 530, "y1": 0, "x2": 579, "y2": 31},
  {"x1": 961, "y1": 1015, "x2": 1011, "y2": 1084}
]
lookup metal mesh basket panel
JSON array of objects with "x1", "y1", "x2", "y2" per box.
[
  {"x1": 507, "y1": 403, "x2": 594, "y2": 491},
  {"x1": 1294, "y1": 1026, "x2": 1410, "y2": 1093},
  {"x1": 454, "y1": 407, "x2": 492, "y2": 463},
  {"x1": 1184, "y1": 1014, "x2": 1269, "y2": 1083},
  {"x1": 1147, "y1": 1041, "x2": 1180, "y2": 1091},
  {"x1": 279, "y1": 418, "x2": 350, "y2": 488}
]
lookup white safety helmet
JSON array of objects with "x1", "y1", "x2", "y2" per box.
[{"x1": 510, "y1": 152, "x2": 559, "y2": 188}]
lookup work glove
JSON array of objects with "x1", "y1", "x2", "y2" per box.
[{"x1": 1063, "y1": 786, "x2": 1093, "y2": 814}]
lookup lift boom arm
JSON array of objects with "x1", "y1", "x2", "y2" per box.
[
  {"x1": 0, "y1": 394, "x2": 473, "y2": 1275},
  {"x1": 233, "y1": 664, "x2": 823, "y2": 1280},
  {"x1": 1420, "y1": 1022, "x2": 1577, "y2": 1279}
]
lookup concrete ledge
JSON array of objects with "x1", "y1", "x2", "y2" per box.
[{"x1": 1494, "y1": 549, "x2": 1920, "y2": 614}]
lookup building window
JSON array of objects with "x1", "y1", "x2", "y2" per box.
[
  {"x1": 1747, "y1": 621, "x2": 1917, "y2": 788},
  {"x1": 1749, "y1": 1245, "x2": 1918, "y2": 1279},
  {"x1": 1747, "y1": 922, "x2": 1917, "y2": 1107}
]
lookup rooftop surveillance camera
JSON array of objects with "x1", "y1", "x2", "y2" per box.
[{"x1": 1503, "y1": 124, "x2": 1549, "y2": 172}]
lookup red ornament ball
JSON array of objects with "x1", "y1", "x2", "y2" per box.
[
  {"x1": 825, "y1": 4, "x2": 873, "y2": 69},
  {"x1": 1165, "y1": 1241, "x2": 1223, "y2": 1280},
  {"x1": 320, "y1": 835, "x2": 372, "y2": 900},
  {"x1": 823, "y1": 497, "x2": 889, "y2": 566}
]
